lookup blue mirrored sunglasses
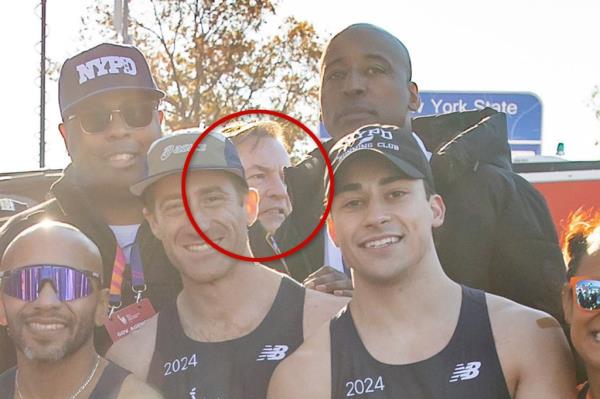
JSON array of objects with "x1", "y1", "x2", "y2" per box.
[{"x1": 0, "y1": 265, "x2": 101, "y2": 302}]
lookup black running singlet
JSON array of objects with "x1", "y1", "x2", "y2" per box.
[
  {"x1": 0, "y1": 361, "x2": 130, "y2": 399},
  {"x1": 147, "y1": 276, "x2": 305, "y2": 399},
  {"x1": 330, "y1": 286, "x2": 512, "y2": 399}
]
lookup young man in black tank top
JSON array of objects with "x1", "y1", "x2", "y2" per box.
[
  {"x1": 0, "y1": 221, "x2": 161, "y2": 398},
  {"x1": 268, "y1": 126, "x2": 575, "y2": 398},
  {"x1": 106, "y1": 131, "x2": 347, "y2": 398}
]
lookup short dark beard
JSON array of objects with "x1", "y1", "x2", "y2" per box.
[{"x1": 8, "y1": 310, "x2": 96, "y2": 363}]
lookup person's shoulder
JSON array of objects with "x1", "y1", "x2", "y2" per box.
[
  {"x1": 106, "y1": 313, "x2": 159, "y2": 381},
  {"x1": 268, "y1": 321, "x2": 331, "y2": 399},
  {"x1": 305, "y1": 287, "x2": 350, "y2": 309},
  {"x1": 485, "y1": 292, "x2": 574, "y2": 395},
  {"x1": 303, "y1": 289, "x2": 349, "y2": 338},
  {"x1": 117, "y1": 373, "x2": 164, "y2": 399},
  {"x1": 486, "y1": 292, "x2": 562, "y2": 336}
]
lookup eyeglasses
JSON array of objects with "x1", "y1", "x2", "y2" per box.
[
  {"x1": 0, "y1": 265, "x2": 101, "y2": 302},
  {"x1": 66, "y1": 101, "x2": 158, "y2": 134},
  {"x1": 570, "y1": 276, "x2": 600, "y2": 311}
]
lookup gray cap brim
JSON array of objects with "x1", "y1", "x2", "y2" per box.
[{"x1": 130, "y1": 166, "x2": 246, "y2": 197}]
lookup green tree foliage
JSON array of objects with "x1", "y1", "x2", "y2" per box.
[{"x1": 82, "y1": 0, "x2": 323, "y2": 147}]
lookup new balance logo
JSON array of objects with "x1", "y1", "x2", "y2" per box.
[
  {"x1": 256, "y1": 345, "x2": 289, "y2": 361},
  {"x1": 449, "y1": 361, "x2": 481, "y2": 382}
]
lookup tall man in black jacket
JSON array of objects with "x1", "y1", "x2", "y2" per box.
[
  {"x1": 254, "y1": 23, "x2": 565, "y2": 323},
  {"x1": 0, "y1": 43, "x2": 182, "y2": 372}
]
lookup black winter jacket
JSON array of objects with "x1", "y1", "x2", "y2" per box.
[
  {"x1": 414, "y1": 108, "x2": 565, "y2": 323},
  {"x1": 0, "y1": 165, "x2": 182, "y2": 373}
]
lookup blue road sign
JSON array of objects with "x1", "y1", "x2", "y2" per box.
[
  {"x1": 415, "y1": 91, "x2": 542, "y2": 154},
  {"x1": 319, "y1": 91, "x2": 543, "y2": 155}
]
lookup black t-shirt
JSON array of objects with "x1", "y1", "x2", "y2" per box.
[
  {"x1": 330, "y1": 286, "x2": 511, "y2": 398},
  {"x1": 147, "y1": 276, "x2": 305, "y2": 399}
]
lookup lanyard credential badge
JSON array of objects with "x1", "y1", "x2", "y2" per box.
[{"x1": 104, "y1": 241, "x2": 156, "y2": 342}]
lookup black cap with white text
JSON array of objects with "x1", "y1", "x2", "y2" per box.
[{"x1": 326, "y1": 124, "x2": 435, "y2": 194}]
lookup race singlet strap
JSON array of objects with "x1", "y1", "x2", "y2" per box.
[
  {"x1": 0, "y1": 367, "x2": 16, "y2": 399},
  {"x1": 89, "y1": 361, "x2": 131, "y2": 399}
]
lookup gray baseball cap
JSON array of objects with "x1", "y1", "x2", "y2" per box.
[{"x1": 130, "y1": 128, "x2": 246, "y2": 197}]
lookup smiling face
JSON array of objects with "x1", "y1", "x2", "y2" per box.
[
  {"x1": 0, "y1": 223, "x2": 106, "y2": 362},
  {"x1": 320, "y1": 26, "x2": 420, "y2": 142},
  {"x1": 236, "y1": 136, "x2": 292, "y2": 233},
  {"x1": 145, "y1": 171, "x2": 257, "y2": 285},
  {"x1": 328, "y1": 153, "x2": 444, "y2": 285},
  {"x1": 59, "y1": 90, "x2": 163, "y2": 193},
  {"x1": 563, "y1": 249, "x2": 600, "y2": 370}
]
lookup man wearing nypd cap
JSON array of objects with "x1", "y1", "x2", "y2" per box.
[
  {"x1": 268, "y1": 125, "x2": 575, "y2": 399},
  {"x1": 106, "y1": 129, "x2": 347, "y2": 398},
  {"x1": 0, "y1": 43, "x2": 182, "y2": 372}
]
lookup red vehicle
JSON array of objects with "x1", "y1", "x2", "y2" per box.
[
  {"x1": 514, "y1": 159, "x2": 600, "y2": 243},
  {"x1": 0, "y1": 169, "x2": 61, "y2": 226}
]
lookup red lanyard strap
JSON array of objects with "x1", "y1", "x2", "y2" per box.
[{"x1": 108, "y1": 241, "x2": 146, "y2": 314}]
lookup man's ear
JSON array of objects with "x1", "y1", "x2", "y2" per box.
[
  {"x1": 429, "y1": 193, "x2": 445, "y2": 228},
  {"x1": 245, "y1": 189, "x2": 259, "y2": 226},
  {"x1": 407, "y1": 81, "x2": 420, "y2": 112},
  {"x1": 562, "y1": 284, "x2": 573, "y2": 325},
  {"x1": 95, "y1": 288, "x2": 110, "y2": 326},
  {"x1": 158, "y1": 110, "x2": 164, "y2": 125},
  {"x1": 143, "y1": 206, "x2": 162, "y2": 241},
  {"x1": 58, "y1": 123, "x2": 70, "y2": 155},
  {"x1": 327, "y1": 216, "x2": 339, "y2": 247}
]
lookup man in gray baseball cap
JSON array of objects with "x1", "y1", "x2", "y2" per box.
[
  {"x1": 130, "y1": 129, "x2": 247, "y2": 197},
  {"x1": 107, "y1": 129, "x2": 347, "y2": 398},
  {"x1": 0, "y1": 43, "x2": 181, "y2": 373}
]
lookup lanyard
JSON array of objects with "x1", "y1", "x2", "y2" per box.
[
  {"x1": 108, "y1": 240, "x2": 146, "y2": 315},
  {"x1": 266, "y1": 233, "x2": 291, "y2": 275}
]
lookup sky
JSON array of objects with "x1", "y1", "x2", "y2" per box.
[{"x1": 1, "y1": 0, "x2": 599, "y2": 173}]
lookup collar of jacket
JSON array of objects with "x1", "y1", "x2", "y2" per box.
[
  {"x1": 283, "y1": 139, "x2": 335, "y2": 206},
  {"x1": 413, "y1": 108, "x2": 512, "y2": 189}
]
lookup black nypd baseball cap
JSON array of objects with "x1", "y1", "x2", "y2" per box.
[
  {"x1": 130, "y1": 129, "x2": 247, "y2": 197},
  {"x1": 59, "y1": 43, "x2": 164, "y2": 119},
  {"x1": 326, "y1": 124, "x2": 435, "y2": 195}
]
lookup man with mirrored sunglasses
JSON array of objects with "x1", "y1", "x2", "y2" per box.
[
  {"x1": 0, "y1": 43, "x2": 182, "y2": 373},
  {"x1": 0, "y1": 221, "x2": 162, "y2": 398}
]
